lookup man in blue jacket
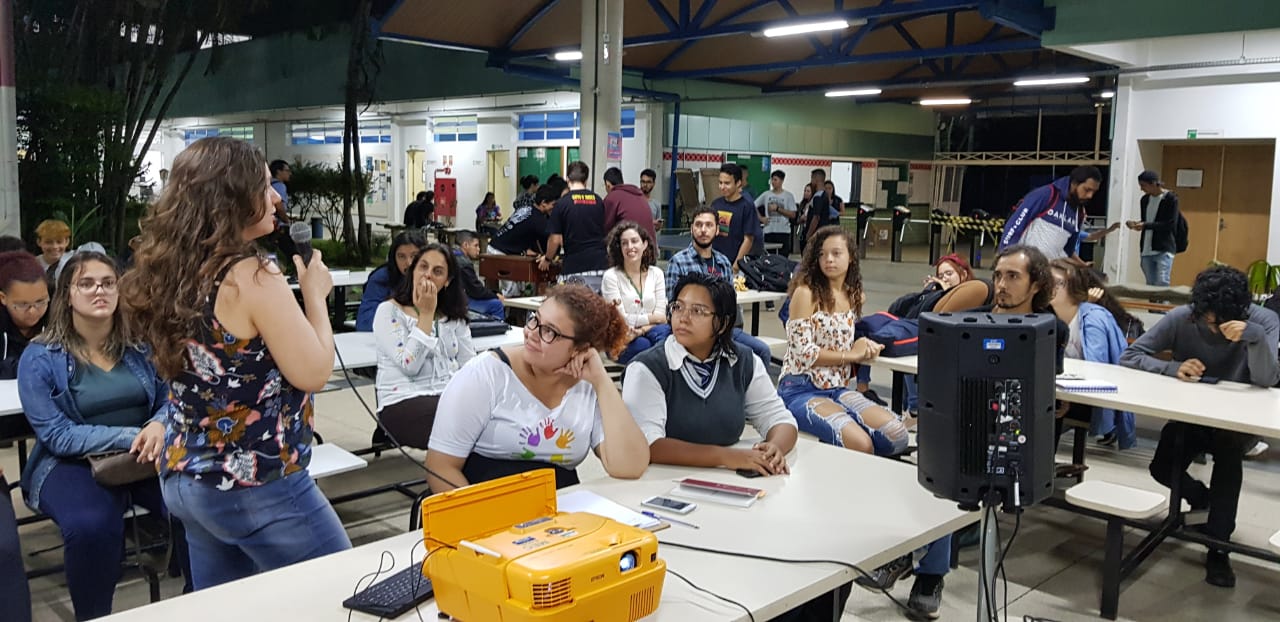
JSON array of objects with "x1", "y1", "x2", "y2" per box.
[{"x1": 999, "y1": 166, "x2": 1102, "y2": 262}]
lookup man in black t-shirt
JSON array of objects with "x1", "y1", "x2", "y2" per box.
[
  {"x1": 540, "y1": 161, "x2": 607, "y2": 276},
  {"x1": 804, "y1": 168, "x2": 831, "y2": 244},
  {"x1": 709, "y1": 162, "x2": 762, "y2": 272},
  {"x1": 489, "y1": 185, "x2": 557, "y2": 256},
  {"x1": 403, "y1": 191, "x2": 434, "y2": 228}
]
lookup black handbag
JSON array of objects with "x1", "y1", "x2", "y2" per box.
[{"x1": 86, "y1": 451, "x2": 158, "y2": 487}]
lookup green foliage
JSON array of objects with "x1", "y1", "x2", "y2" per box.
[
  {"x1": 287, "y1": 159, "x2": 371, "y2": 243},
  {"x1": 310, "y1": 238, "x2": 378, "y2": 270}
]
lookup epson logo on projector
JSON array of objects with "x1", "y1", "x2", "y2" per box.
[{"x1": 983, "y1": 339, "x2": 1005, "y2": 351}]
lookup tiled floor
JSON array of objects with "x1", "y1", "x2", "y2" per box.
[{"x1": 12, "y1": 252, "x2": 1280, "y2": 621}]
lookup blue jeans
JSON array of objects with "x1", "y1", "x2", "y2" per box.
[
  {"x1": 777, "y1": 375, "x2": 908, "y2": 456},
  {"x1": 617, "y1": 324, "x2": 671, "y2": 364},
  {"x1": 0, "y1": 477, "x2": 30, "y2": 622},
  {"x1": 732, "y1": 328, "x2": 774, "y2": 365},
  {"x1": 915, "y1": 534, "x2": 952, "y2": 576},
  {"x1": 162, "y1": 471, "x2": 351, "y2": 590},
  {"x1": 38, "y1": 461, "x2": 167, "y2": 620},
  {"x1": 1140, "y1": 252, "x2": 1174, "y2": 286},
  {"x1": 468, "y1": 297, "x2": 506, "y2": 319}
]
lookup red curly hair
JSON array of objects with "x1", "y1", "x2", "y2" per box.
[{"x1": 546, "y1": 284, "x2": 629, "y2": 359}]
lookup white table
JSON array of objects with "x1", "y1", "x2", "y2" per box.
[
  {"x1": 102, "y1": 440, "x2": 975, "y2": 621},
  {"x1": 292, "y1": 269, "x2": 375, "y2": 330},
  {"x1": 333, "y1": 332, "x2": 378, "y2": 371},
  {"x1": 873, "y1": 355, "x2": 1280, "y2": 438},
  {"x1": 309, "y1": 443, "x2": 368, "y2": 479},
  {"x1": 0, "y1": 379, "x2": 21, "y2": 417}
]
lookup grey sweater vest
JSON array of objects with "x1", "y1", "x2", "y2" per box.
[{"x1": 635, "y1": 342, "x2": 755, "y2": 446}]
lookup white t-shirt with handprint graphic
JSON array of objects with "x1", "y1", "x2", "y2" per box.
[{"x1": 429, "y1": 352, "x2": 605, "y2": 468}]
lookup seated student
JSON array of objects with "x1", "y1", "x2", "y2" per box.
[
  {"x1": 778, "y1": 226, "x2": 908, "y2": 457},
  {"x1": 778, "y1": 226, "x2": 946, "y2": 619},
  {"x1": 665, "y1": 205, "x2": 774, "y2": 365},
  {"x1": 0, "y1": 251, "x2": 49, "y2": 378},
  {"x1": 426, "y1": 284, "x2": 649, "y2": 490},
  {"x1": 34, "y1": 219, "x2": 71, "y2": 273},
  {"x1": 475, "y1": 192, "x2": 502, "y2": 236},
  {"x1": 374, "y1": 244, "x2": 475, "y2": 448},
  {"x1": 0, "y1": 464, "x2": 30, "y2": 622},
  {"x1": 454, "y1": 230, "x2": 505, "y2": 318},
  {"x1": 1048, "y1": 259, "x2": 1135, "y2": 449},
  {"x1": 602, "y1": 221, "x2": 669, "y2": 364},
  {"x1": 356, "y1": 230, "x2": 428, "y2": 331},
  {"x1": 1120, "y1": 265, "x2": 1280, "y2": 588},
  {"x1": 19, "y1": 252, "x2": 177, "y2": 620},
  {"x1": 622, "y1": 272, "x2": 796, "y2": 473}
]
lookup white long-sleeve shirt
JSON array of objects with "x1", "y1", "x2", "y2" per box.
[
  {"x1": 601, "y1": 266, "x2": 667, "y2": 328},
  {"x1": 372, "y1": 300, "x2": 475, "y2": 408}
]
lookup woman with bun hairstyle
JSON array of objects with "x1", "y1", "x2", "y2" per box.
[{"x1": 426, "y1": 283, "x2": 649, "y2": 490}]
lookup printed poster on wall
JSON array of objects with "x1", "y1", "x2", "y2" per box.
[{"x1": 606, "y1": 132, "x2": 622, "y2": 161}]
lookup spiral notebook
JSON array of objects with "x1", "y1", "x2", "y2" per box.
[{"x1": 1056, "y1": 376, "x2": 1118, "y2": 393}]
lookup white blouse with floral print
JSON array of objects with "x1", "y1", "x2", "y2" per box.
[{"x1": 782, "y1": 308, "x2": 860, "y2": 389}]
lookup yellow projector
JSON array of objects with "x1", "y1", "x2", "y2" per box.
[{"x1": 421, "y1": 470, "x2": 666, "y2": 622}]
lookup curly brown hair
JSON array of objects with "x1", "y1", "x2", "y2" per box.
[
  {"x1": 546, "y1": 284, "x2": 628, "y2": 358},
  {"x1": 790, "y1": 225, "x2": 862, "y2": 316},
  {"x1": 605, "y1": 221, "x2": 656, "y2": 270},
  {"x1": 119, "y1": 137, "x2": 270, "y2": 379}
]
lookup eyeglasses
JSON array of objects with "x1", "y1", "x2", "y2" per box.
[
  {"x1": 526, "y1": 313, "x2": 576, "y2": 344},
  {"x1": 669, "y1": 301, "x2": 715, "y2": 319},
  {"x1": 74, "y1": 278, "x2": 118, "y2": 294},
  {"x1": 8, "y1": 299, "x2": 48, "y2": 313}
]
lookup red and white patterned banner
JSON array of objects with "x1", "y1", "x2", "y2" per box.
[
  {"x1": 862, "y1": 161, "x2": 877, "y2": 168},
  {"x1": 910, "y1": 162, "x2": 932, "y2": 170},
  {"x1": 771, "y1": 157, "x2": 832, "y2": 167},
  {"x1": 663, "y1": 151, "x2": 724, "y2": 163}
]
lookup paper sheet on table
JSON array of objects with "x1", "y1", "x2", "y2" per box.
[{"x1": 557, "y1": 490, "x2": 662, "y2": 530}]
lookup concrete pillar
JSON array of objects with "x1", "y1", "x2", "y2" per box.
[
  {"x1": 578, "y1": 0, "x2": 622, "y2": 190},
  {"x1": 0, "y1": 0, "x2": 20, "y2": 237}
]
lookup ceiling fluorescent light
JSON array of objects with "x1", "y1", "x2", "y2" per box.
[
  {"x1": 552, "y1": 50, "x2": 583, "y2": 62},
  {"x1": 1099, "y1": 90, "x2": 1115, "y2": 99},
  {"x1": 762, "y1": 19, "x2": 853, "y2": 38},
  {"x1": 825, "y1": 88, "x2": 882, "y2": 98},
  {"x1": 919, "y1": 98, "x2": 972, "y2": 106},
  {"x1": 1014, "y1": 76, "x2": 1090, "y2": 87}
]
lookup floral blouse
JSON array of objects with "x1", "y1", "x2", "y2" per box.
[
  {"x1": 781, "y1": 308, "x2": 860, "y2": 389},
  {"x1": 161, "y1": 262, "x2": 313, "y2": 489}
]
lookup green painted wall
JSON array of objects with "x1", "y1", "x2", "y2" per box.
[
  {"x1": 1044, "y1": 0, "x2": 1280, "y2": 46},
  {"x1": 663, "y1": 112, "x2": 934, "y2": 160},
  {"x1": 678, "y1": 95, "x2": 935, "y2": 136},
  {"x1": 166, "y1": 28, "x2": 556, "y2": 118}
]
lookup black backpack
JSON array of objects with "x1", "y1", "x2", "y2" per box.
[
  {"x1": 739, "y1": 254, "x2": 796, "y2": 293},
  {"x1": 1174, "y1": 211, "x2": 1189, "y2": 254}
]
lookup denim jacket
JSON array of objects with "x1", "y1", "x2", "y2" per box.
[
  {"x1": 1078, "y1": 302, "x2": 1137, "y2": 449},
  {"x1": 19, "y1": 341, "x2": 169, "y2": 509}
]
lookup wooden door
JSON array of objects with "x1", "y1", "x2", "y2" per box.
[
  {"x1": 1216, "y1": 144, "x2": 1273, "y2": 271},
  {"x1": 487, "y1": 150, "x2": 512, "y2": 218},
  {"x1": 1162, "y1": 144, "x2": 1224, "y2": 285}
]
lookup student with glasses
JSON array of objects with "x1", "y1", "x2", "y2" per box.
[
  {"x1": 426, "y1": 284, "x2": 649, "y2": 490},
  {"x1": 19, "y1": 252, "x2": 187, "y2": 619},
  {"x1": 622, "y1": 272, "x2": 797, "y2": 475},
  {"x1": 0, "y1": 251, "x2": 49, "y2": 379}
]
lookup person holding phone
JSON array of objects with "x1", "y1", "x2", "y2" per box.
[
  {"x1": 622, "y1": 272, "x2": 797, "y2": 475},
  {"x1": 121, "y1": 137, "x2": 351, "y2": 589},
  {"x1": 1120, "y1": 265, "x2": 1280, "y2": 588}
]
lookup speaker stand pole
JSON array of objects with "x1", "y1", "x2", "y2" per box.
[{"x1": 976, "y1": 506, "x2": 998, "y2": 622}]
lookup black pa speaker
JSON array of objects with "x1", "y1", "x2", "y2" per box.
[{"x1": 916, "y1": 312, "x2": 1058, "y2": 512}]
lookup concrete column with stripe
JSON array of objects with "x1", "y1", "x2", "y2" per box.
[{"x1": 0, "y1": 0, "x2": 18, "y2": 237}]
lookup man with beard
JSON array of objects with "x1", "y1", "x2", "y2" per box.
[
  {"x1": 999, "y1": 166, "x2": 1102, "y2": 263},
  {"x1": 665, "y1": 206, "x2": 774, "y2": 365}
]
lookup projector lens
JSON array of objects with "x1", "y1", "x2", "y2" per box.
[{"x1": 619, "y1": 551, "x2": 638, "y2": 572}]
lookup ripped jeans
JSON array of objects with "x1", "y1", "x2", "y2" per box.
[{"x1": 777, "y1": 374, "x2": 909, "y2": 456}]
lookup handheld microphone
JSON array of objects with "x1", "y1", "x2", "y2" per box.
[{"x1": 289, "y1": 222, "x2": 314, "y2": 267}]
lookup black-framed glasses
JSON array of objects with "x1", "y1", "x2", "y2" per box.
[
  {"x1": 74, "y1": 278, "x2": 118, "y2": 294},
  {"x1": 668, "y1": 301, "x2": 715, "y2": 319},
  {"x1": 526, "y1": 312, "x2": 577, "y2": 344}
]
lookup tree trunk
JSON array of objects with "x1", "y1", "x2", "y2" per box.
[{"x1": 343, "y1": 0, "x2": 373, "y2": 262}]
